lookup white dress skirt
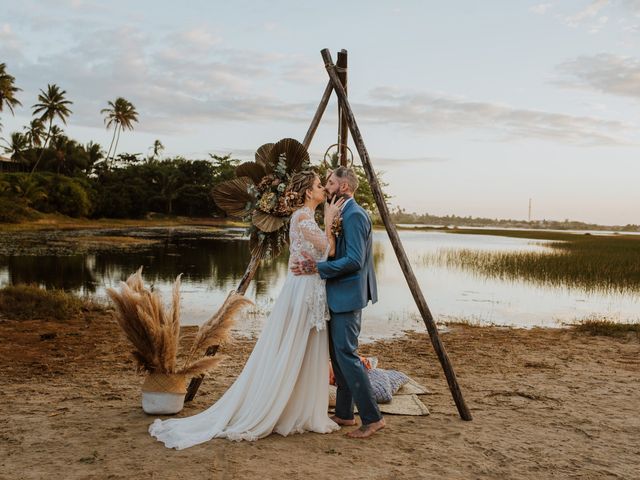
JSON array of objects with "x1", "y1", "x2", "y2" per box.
[{"x1": 149, "y1": 207, "x2": 339, "y2": 449}]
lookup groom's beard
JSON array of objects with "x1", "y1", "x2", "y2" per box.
[{"x1": 326, "y1": 191, "x2": 347, "y2": 202}]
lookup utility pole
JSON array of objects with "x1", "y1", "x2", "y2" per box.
[{"x1": 528, "y1": 198, "x2": 532, "y2": 222}]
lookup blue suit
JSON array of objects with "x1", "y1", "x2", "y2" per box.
[{"x1": 317, "y1": 198, "x2": 382, "y2": 424}]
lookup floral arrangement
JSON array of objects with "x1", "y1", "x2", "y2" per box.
[{"x1": 213, "y1": 138, "x2": 311, "y2": 259}]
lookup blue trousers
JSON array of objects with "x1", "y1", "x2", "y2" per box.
[{"x1": 328, "y1": 309, "x2": 382, "y2": 425}]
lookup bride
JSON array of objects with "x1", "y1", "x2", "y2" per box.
[{"x1": 149, "y1": 170, "x2": 345, "y2": 449}]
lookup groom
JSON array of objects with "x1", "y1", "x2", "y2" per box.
[{"x1": 291, "y1": 166, "x2": 385, "y2": 438}]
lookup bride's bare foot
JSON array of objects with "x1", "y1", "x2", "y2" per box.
[
  {"x1": 346, "y1": 418, "x2": 385, "y2": 438},
  {"x1": 330, "y1": 415, "x2": 357, "y2": 426}
]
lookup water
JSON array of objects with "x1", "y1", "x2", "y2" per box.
[{"x1": 1, "y1": 227, "x2": 638, "y2": 340}]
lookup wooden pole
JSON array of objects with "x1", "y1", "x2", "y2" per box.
[
  {"x1": 185, "y1": 247, "x2": 264, "y2": 401},
  {"x1": 320, "y1": 48, "x2": 472, "y2": 421},
  {"x1": 303, "y1": 81, "x2": 333, "y2": 150},
  {"x1": 336, "y1": 49, "x2": 349, "y2": 166}
]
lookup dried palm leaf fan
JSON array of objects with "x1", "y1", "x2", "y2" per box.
[
  {"x1": 212, "y1": 137, "x2": 311, "y2": 260},
  {"x1": 106, "y1": 267, "x2": 253, "y2": 413}
]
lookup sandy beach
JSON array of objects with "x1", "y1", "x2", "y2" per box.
[{"x1": 1, "y1": 310, "x2": 638, "y2": 480}]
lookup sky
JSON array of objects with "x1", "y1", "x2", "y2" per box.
[{"x1": 1, "y1": 0, "x2": 639, "y2": 225}]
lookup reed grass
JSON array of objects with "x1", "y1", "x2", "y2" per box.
[
  {"x1": 0, "y1": 284, "x2": 87, "y2": 320},
  {"x1": 421, "y1": 231, "x2": 640, "y2": 294},
  {"x1": 573, "y1": 318, "x2": 640, "y2": 338}
]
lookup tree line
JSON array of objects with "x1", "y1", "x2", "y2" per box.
[{"x1": 0, "y1": 62, "x2": 385, "y2": 223}]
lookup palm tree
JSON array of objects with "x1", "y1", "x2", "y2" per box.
[
  {"x1": 149, "y1": 139, "x2": 164, "y2": 161},
  {"x1": 101, "y1": 97, "x2": 139, "y2": 166},
  {"x1": 31, "y1": 84, "x2": 73, "y2": 174},
  {"x1": 2, "y1": 131, "x2": 29, "y2": 165},
  {"x1": 50, "y1": 134, "x2": 69, "y2": 174},
  {"x1": 24, "y1": 118, "x2": 45, "y2": 149},
  {"x1": 152, "y1": 166, "x2": 182, "y2": 214},
  {"x1": 85, "y1": 141, "x2": 104, "y2": 174},
  {"x1": 0, "y1": 63, "x2": 22, "y2": 130},
  {"x1": 12, "y1": 175, "x2": 48, "y2": 206}
]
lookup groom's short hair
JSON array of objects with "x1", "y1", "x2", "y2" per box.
[{"x1": 333, "y1": 166, "x2": 359, "y2": 193}]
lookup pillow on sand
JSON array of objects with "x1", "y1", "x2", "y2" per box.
[{"x1": 367, "y1": 369, "x2": 410, "y2": 404}]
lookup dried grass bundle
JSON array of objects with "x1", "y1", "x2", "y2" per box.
[
  {"x1": 107, "y1": 268, "x2": 252, "y2": 378},
  {"x1": 183, "y1": 292, "x2": 253, "y2": 367},
  {"x1": 178, "y1": 355, "x2": 226, "y2": 377},
  {"x1": 106, "y1": 267, "x2": 181, "y2": 374}
]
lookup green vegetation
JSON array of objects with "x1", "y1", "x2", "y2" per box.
[
  {"x1": 573, "y1": 318, "x2": 640, "y2": 338},
  {"x1": 0, "y1": 284, "x2": 88, "y2": 320},
  {"x1": 421, "y1": 231, "x2": 640, "y2": 294},
  {"x1": 392, "y1": 209, "x2": 639, "y2": 232},
  {"x1": 1, "y1": 62, "x2": 384, "y2": 225}
]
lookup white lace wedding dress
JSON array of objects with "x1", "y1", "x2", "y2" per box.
[{"x1": 149, "y1": 206, "x2": 339, "y2": 449}]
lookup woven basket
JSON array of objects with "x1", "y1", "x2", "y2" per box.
[{"x1": 142, "y1": 373, "x2": 187, "y2": 394}]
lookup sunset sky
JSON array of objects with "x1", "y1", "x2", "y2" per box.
[{"x1": 1, "y1": 0, "x2": 639, "y2": 225}]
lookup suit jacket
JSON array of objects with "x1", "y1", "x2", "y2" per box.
[{"x1": 317, "y1": 198, "x2": 378, "y2": 313}]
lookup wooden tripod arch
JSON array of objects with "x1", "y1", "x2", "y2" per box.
[{"x1": 186, "y1": 48, "x2": 472, "y2": 422}]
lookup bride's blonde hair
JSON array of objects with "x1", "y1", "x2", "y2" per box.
[{"x1": 284, "y1": 170, "x2": 318, "y2": 211}]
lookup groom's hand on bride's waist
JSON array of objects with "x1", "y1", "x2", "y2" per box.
[{"x1": 291, "y1": 252, "x2": 318, "y2": 275}]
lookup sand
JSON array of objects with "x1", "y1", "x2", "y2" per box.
[{"x1": 1, "y1": 311, "x2": 639, "y2": 480}]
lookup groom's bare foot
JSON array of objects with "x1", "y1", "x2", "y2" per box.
[
  {"x1": 330, "y1": 415, "x2": 357, "y2": 426},
  {"x1": 346, "y1": 418, "x2": 385, "y2": 438}
]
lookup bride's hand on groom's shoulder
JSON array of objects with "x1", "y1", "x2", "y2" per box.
[{"x1": 291, "y1": 252, "x2": 318, "y2": 275}]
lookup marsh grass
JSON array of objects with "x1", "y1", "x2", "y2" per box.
[
  {"x1": 0, "y1": 284, "x2": 89, "y2": 320},
  {"x1": 573, "y1": 318, "x2": 640, "y2": 338},
  {"x1": 421, "y1": 230, "x2": 640, "y2": 294}
]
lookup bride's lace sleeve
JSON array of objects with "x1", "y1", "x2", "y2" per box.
[
  {"x1": 289, "y1": 208, "x2": 330, "y2": 262},
  {"x1": 298, "y1": 213, "x2": 329, "y2": 252}
]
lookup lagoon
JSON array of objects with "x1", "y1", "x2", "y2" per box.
[{"x1": 0, "y1": 227, "x2": 638, "y2": 341}]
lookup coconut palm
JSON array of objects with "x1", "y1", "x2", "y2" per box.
[
  {"x1": 31, "y1": 84, "x2": 73, "y2": 174},
  {"x1": 49, "y1": 124, "x2": 64, "y2": 142},
  {"x1": 101, "y1": 97, "x2": 139, "y2": 165},
  {"x1": 24, "y1": 119, "x2": 45, "y2": 149},
  {"x1": 152, "y1": 166, "x2": 182, "y2": 214},
  {"x1": 50, "y1": 134, "x2": 69, "y2": 174},
  {"x1": 2, "y1": 131, "x2": 29, "y2": 165},
  {"x1": 149, "y1": 139, "x2": 164, "y2": 162},
  {"x1": 85, "y1": 141, "x2": 104, "y2": 173},
  {"x1": 0, "y1": 63, "x2": 22, "y2": 126}
]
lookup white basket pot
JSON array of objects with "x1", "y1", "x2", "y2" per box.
[{"x1": 141, "y1": 373, "x2": 187, "y2": 415}]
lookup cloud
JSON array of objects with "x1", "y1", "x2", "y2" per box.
[
  {"x1": 552, "y1": 0, "x2": 640, "y2": 33},
  {"x1": 530, "y1": 3, "x2": 552, "y2": 14},
  {"x1": 565, "y1": 0, "x2": 610, "y2": 28},
  {"x1": 351, "y1": 87, "x2": 632, "y2": 146},
  {"x1": 556, "y1": 53, "x2": 640, "y2": 99},
  {"x1": 366, "y1": 155, "x2": 448, "y2": 167},
  {"x1": 3, "y1": 22, "x2": 320, "y2": 134},
  {"x1": 2, "y1": 9, "x2": 633, "y2": 148},
  {"x1": 0, "y1": 23, "x2": 24, "y2": 60}
]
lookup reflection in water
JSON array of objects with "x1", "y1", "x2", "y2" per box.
[{"x1": 1, "y1": 228, "x2": 638, "y2": 340}]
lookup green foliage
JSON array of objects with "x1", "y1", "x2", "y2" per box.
[
  {"x1": 573, "y1": 318, "x2": 640, "y2": 338},
  {"x1": 0, "y1": 196, "x2": 36, "y2": 223},
  {"x1": 0, "y1": 172, "x2": 92, "y2": 217},
  {"x1": 0, "y1": 62, "x2": 23, "y2": 116},
  {"x1": 421, "y1": 232, "x2": 640, "y2": 295},
  {"x1": 209, "y1": 154, "x2": 239, "y2": 184},
  {"x1": 37, "y1": 174, "x2": 92, "y2": 217},
  {"x1": 391, "y1": 208, "x2": 640, "y2": 232},
  {"x1": 0, "y1": 284, "x2": 85, "y2": 320}
]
